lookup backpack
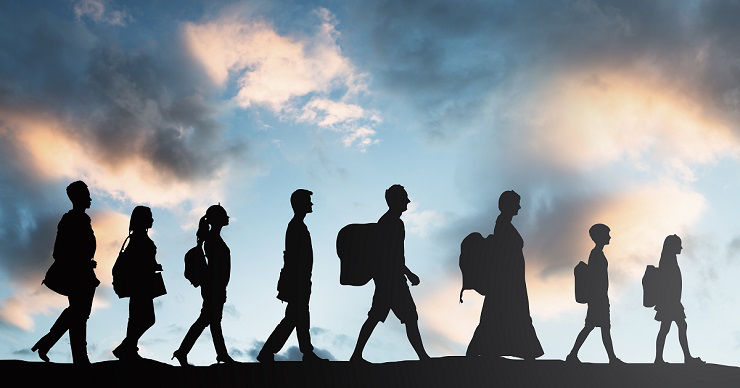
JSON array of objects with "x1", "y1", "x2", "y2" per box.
[
  {"x1": 642, "y1": 265, "x2": 661, "y2": 307},
  {"x1": 184, "y1": 245, "x2": 207, "y2": 287},
  {"x1": 336, "y1": 223, "x2": 379, "y2": 286},
  {"x1": 574, "y1": 261, "x2": 589, "y2": 304},
  {"x1": 459, "y1": 232, "x2": 494, "y2": 303},
  {"x1": 112, "y1": 235, "x2": 132, "y2": 298}
]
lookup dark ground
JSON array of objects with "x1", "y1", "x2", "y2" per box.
[{"x1": 1, "y1": 357, "x2": 739, "y2": 387}]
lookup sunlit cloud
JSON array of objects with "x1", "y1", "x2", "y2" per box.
[
  {"x1": 183, "y1": 7, "x2": 379, "y2": 149},
  {"x1": 5, "y1": 111, "x2": 228, "y2": 209},
  {"x1": 509, "y1": 71, "x2": 740, "y2": 179}
]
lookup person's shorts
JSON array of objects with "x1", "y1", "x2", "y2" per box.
[
  {"x1": 585, "y1": 298, "x2": 610, "y2": 328},
  {"x1": 368, "y1": 280, "x2": 418, "y2": 324}
]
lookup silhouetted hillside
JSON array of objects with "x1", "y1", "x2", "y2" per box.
[{"x1": 2, "y1": 357, "x2": 738, "y2": 387}]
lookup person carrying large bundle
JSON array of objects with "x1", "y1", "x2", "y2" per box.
[{"x1": 345, "y1": 184, "x2": 430, "y2": 362}]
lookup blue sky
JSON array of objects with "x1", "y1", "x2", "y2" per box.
[{"x1": 2, "y1": 0, "x2": 740, "y2": 365}]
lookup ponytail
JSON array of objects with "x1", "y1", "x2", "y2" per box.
[{"x1": 196, "y1": 215, "x2": 209, "y2": 246}]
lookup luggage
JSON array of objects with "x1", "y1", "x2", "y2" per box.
[
  {"x1": 184, "y1": 245, "x2": 207, "y2": 287},
  {"x1": 336, "y1": 223, "x2": 380, "y2": 286},
  {"x1": 574, "y1": 261, "x2": 589, "y2": 304},
  {"x1": 459, "y1": 232, "x2": 494, "y2": 303},
  {"x1": 642, "y1": 265, "x2": 661, "y2": 307},
  {"x1": 112, "y1": 235, "x2": 132, "y2": 298}
]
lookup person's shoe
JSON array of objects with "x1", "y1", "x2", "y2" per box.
[
  {"x1": 256, "y1": 350, "x2": 274, "y2": 363},
  {"x1": 609, "y1": 357, "x2": 625, "y2": 365},
  {"x1": 685, "y1": 356, "x2": 705, "y2": 365},
  {"x1": 302, "y1": 352, "x2": 329, "y2": 362},
  {"x1": 565, "y1": 353, "x2": 581, "y2": 364},
  {"x1": 171, "y1": 350, "x2": 190, "y2": 367},
  {"x1": 216, "y1": 353, "x2": 237, "y2": 364},
  {"x1": 349, "y1": 354, "x2": 370, "y2": 364},
  {"x1": 72, "y1": 356, "x2": 91, "y2": 366},
  {"x1": 31, "y1": 339, "x2": 50, "y2": 363},
  {"x1": 654, "y1": 359, "x2": 668, "y2": 365}
]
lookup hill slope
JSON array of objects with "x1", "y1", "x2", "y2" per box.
[{"x1": 2, "y1": 357, "x2": 738, "y2": 387}]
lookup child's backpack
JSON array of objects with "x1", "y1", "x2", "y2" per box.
[
  {"x1": 336, "y1": 223, "x2": 379, "y2": 286},
  {"x1": 112, "y1": 235, "x2": 132, "y2": 298},
  {"x1": 573, "y1": 261, "x2": 589, "y2": 304},
  {"x1": 642, "y1": 265, "x2": 661, "y2": 307},
  {"x1": 459, "y1": 232, "x2": 494, "y2": 303},
  {"x1": 184, "y1": 245, "x2": 207, "y2": 287}
]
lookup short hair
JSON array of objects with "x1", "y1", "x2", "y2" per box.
[
  {"x1": 290, "y1": 189, "x2": 313, "y2": 211},
  {"x1": 385, "y1": 184, "x2": 407, "y2": 206},
  {"x1": 66, "y1": 180, "x2": 88, "y2": 202},
  {"x1": 129, "y1": 206, "x2": 152, "y2": 232},
  {"x1": 589, "y1": 223, "x2": 610, "y2": 241},
  {"x1": 498, "y1": 190, "x2": 520, "y2": 211}
]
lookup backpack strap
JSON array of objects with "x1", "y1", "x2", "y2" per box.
[{"x1": 119, "y1": 234, "x2": 131, "y2": 253}]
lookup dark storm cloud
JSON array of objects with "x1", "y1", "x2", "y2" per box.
[
  {"x1": 0, "y1": 4, "x2": 244, "y2": 283},
  {"x1": 352, "y1": 0, "x2": 740, "y2": 139}
]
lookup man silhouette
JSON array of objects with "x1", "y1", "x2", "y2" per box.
[
  {"x1": 566, "y1": 224, "x2": 622, "y2": 364},
  {"x1": 33, "y1": 180, "x2": 99, "y2": 364},
  {"x1": 257, "y1": 189, "x2": 327, "y2": 362},
  {"x1": 350, "y1": 184, "x2": 429, "y2": 362}
]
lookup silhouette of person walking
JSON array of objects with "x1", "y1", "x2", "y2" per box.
[
  {"x1": 350, "y1": 185, "x2": 429, "y2": 362},
  {"x1": 173, "y1": 204, "x2": 236, "y2": 365},
  {"x1": 113, "y1": 206, "x2": 163, "y2": 360},
  {"x1": 653, "y1": 234, "x2": 703, "y2": 365},
  {"x1": 466, "y1": 190, "x2": 543, "y2": 360},
  {"x1": 566, "y1": 224, "x2": 623, "y2": 364},
  {"x1": 33, "y1": 181, "x2": 100, "y2": 364},
  {"x1": 257, "y1": 189, "x2": 327, "y2": 363}
]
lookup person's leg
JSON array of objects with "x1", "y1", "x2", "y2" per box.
[
  {"x1": 655, "y1": 321, "x2": 671, "y2": 363},
  {"x1": 123, "y1": 297, "x2": 155, "y2": 352},
  {"x1": 600, "y1": 326, "x2": 621, "y2": 362},
  {"x1": 69, "y1": 288, "x2": 95, "y2": 364},
  {"x1": 404, "y1": 320, "x2": 429, "y2": 360},
  {"x1": 294, "y1": 301, "x2": 315, "y2": 356},
  {"x1": 351, "y1": 317, "x2": 379, "y2": 361},
  {"x1": 33, "y1": 302, "x2": 74, "y2": 358},
  {"x1": 567, "y1": 325, "x2": 594, "y2": 361},
  {"x1": 177, "y1": 305, "x2": 209, "y2": 355},
  {"x1": 208, "y1": 298, "x2": 232, "y2": 361},
  {"x1": 677, "y1": 319, "x2": 693, "y2": 361},
  {"x1": 259, "y1": 304, "x2": 297, "y2": 360}
]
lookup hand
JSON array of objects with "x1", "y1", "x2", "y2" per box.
[
  {"x1": 90, "y1": 260, "x2": 97, "y2": 269},
  {"x1": 407, "y1": 272, "x2": 420, "y2": 286}
]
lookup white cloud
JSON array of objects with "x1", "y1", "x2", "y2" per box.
[
  {"x1": 183, "y1": 7, "x2": 379, "y2": 150},
  {"x1": 402, "y1": 203, "x2": 446, "y2": 238}
]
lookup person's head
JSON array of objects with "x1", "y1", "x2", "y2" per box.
[
  {"x1": 197, "y1": 204, "x2": 229, "y2": 242},
  {"x1": 129, "y1": 206, "x2": 153, "y2": 232},
  {"x1": 385, "y1": 184, "x2": 410, "y2": 213},
  {"x1": 66, "y1": 180, "x2": 91, "y2": 209},
  {"x1": 589, "y1": 223, "x2": 611, "y2": 246},
  {"x1": 498, "y1": 190, "x2": 521, "y2": 216},
  {"x1": 662, "y1": 234, "x2": 682, "y2": 256},
  {"x1": 290, "y1": 189, "x2": 313, "y2": 215}
]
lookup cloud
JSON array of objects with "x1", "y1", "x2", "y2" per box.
[
  {"x1": 243, "y1": 340, "x2": 336, "y2": 361},
  {"x1": 183, "y1": 7, "x2": 379, "y2": 149},
  {"x1": 74, "y1": 0, "x2": 131, "y2": 26},
  {"x1": 402, "y1": 203, "x2": 446, "y2": 238}
]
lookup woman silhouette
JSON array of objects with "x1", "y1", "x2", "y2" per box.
[
  {"x1": 654, "y1": 234, "x2": 703, "y2": 365},
  {"x1": 173, "y1": 204, "x2": 236, "y2": 365},
  {"x1": 467, "y1": 190, "x2": 543, "y2": 360},
  {"x1": 112, "y1": 206, "x2": 163, "y2": 360}
]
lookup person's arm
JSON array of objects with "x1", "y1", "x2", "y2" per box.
[{"x1": 404, "y1": 266, "x2": 420, "y2": 286}]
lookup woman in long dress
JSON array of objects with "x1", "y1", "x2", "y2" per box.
[{"x1": 467, "y1": 190, "x2": 543, "y2": 360}]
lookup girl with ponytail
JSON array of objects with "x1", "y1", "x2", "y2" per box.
[{"x1": 173, "y1": 204, "x2": 236, "y2": 365}]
